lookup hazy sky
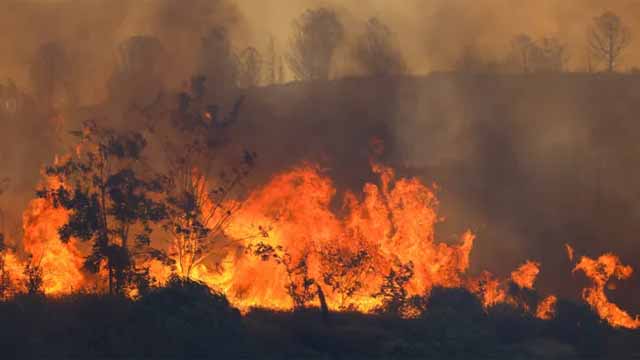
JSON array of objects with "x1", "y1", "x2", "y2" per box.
[{"x1": 1, "y1": 0, "x2": 640, "y2": 98}]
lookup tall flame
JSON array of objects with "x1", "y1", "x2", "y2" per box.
[
  {"x1": 21, "y1": 177, "x2": 85, "y2": 295},
  {"x1": 574, "y1": 253, "x2": 640, "y2": 329}
]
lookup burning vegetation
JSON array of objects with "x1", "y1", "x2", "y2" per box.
[{"x1": 2, "y1": 1, "x2": 640, "y2": 358}]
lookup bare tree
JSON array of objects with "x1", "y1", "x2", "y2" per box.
[
  {"x1": 354, "y1": 18, "x2": 406, "y2": 76},
  {"x1": 237, "y1": 47, "x2": 263, "y2": 88},
  {"x1": 287, "y1": 8, "x2": 344, "y2": 81},
  {"x1": 162, "y1": 83, "x2": 258, "y2": 279},
  {"x1": 511, "y1": 34, "x2": 535, "y2": 73},
  {"x1": 162, "y1": 142, "x2": 255, "y2": 280},
  {"x1": 588, "y1": 11, "x2": 632, "y2": 72}
]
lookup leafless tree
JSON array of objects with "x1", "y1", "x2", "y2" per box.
[
  {"x1": 588, "y1": 11, "x2": 632, "y2": 72},
  {"x1": 237, "y1": 47, "x2": 263, "y2": 88},
  {"x1": 353, "y1": 18, "x2": 406, "y2": 77},
  {"x1": 162, "y1": 142, "x2": 255, "y2": 279},
  {"x1": 287, "y1": 8, "x2": 344, "y2": 81}
]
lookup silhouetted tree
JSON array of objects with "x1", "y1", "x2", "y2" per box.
[
  {"x1": 287, "y1": 8, "x2": 344, "y2": 81},
  {"x1": 511, "y1": 34, "x2": 535, "y2": 73},
  {"x1": 588, "y1": 11, "x2": 632, "y2": 72},
  {"x1": 108, "y1": 36, "x2": 168, "y2": 105},
  {"x1": 162, "y1": 83, "x2": 257, "y2": 279},
  {"x1": 251, "y1": 243, "x2": 317, "y2": 310},
  {"x1": 23, "y1": 254, "x2": 43, "y2": 296},
  {"x1": 161, "y1": 141, "x2": 255, "y2": 280},
  {"x1": 320, "y1": 244, "x2": 373, "y2": 310},
  {"x1": 354, "y1": 18, "x2": 406, "y2": 76},
  {"x1": 199, "y1": 27, "x2": 238, "y2": 96},
  {"x1": 30, "y1": 42, "x2": 75, "y2": 113},
  {"x1": 39, "y1": 122, "x2": 166, "y2": 295},
  {"x1": 373, "y1": 260, "x2": 414, "y2": 316},
  {"x1": 237, "y1": 47, "x2": 263, "y2": 88}
]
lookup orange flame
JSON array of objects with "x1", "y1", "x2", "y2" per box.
[
  {"x1": 511, "y1": 261, "x2": 540, "y2": 289},
  {"x1": 218, "y1": 162, "x2": 475, "y2": 312},
  {"x1": 574, "y1": 253, "x2": 640, "y2": 329},
  {"x1": 536, "y1": 295, "x2": 557, "y2": 320},
  {"x1": 565, "y1": 244, "x2": 575, "y2": 263},
  {"x1": 21, "y1": 177, "x2": 85, "y2": 295}
]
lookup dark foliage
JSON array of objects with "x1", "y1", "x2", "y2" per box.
[
  {"x1": 38, "y1": 122, "x2": 167, "y2": 295},
  {"x1": 0, "y1": 285, "x2": 636, "y2": 359}
]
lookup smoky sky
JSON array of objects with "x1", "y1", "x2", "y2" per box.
[{"x1": 2, "y1": 0, "x2": 640, "y2": 103}]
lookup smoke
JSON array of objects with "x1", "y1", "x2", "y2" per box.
[
  {"x1": 237, "y1": 0, "x2": 640, "y2": 73},
  {"x1": 0, "y1": 0, "x2": 245, "y2": 104}
]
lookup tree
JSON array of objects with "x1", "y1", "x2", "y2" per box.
[
  {"x1": 236, "y1": 47, "x2": 263, "y2": 88},
  {"x1": 39, "y1": 122, "x2": 166, "y2": 295},
  {"x1": 354, "y1": 18, "x2": 406, "y2": 76},
  {"x1": 373, "y1": 260, "x2": 414, "y2": 316},
  {"x1": 531, "y1": 36, "x2": 569, "y2": 73},
  {"x1": 162, "y1": 81, "x2": 256, "y2": 280},
  {"x1": 23, "y1": 254, "x2": 44, "y2": 296},
  {"x1": 511, "y1": 34, "x2": 535, "y2": 73},
  {"x1": 265, "y1": 36, "x2": 284, "y2": 85},
  {"x1": 588, "y1": 11, "x2": 632, "y2": 72},
  {"x1": 251, "y1": 243, "x2": 317, "y2": 310},
  {"x1": 199, "y1": 27, "x2": 238, "y2": 96},
  {"x1": 108, "y1": 36, "x2": 169, "y2": 105},
  {"x1": 161, "y1": 139, "x2": 255, "y2": 280},
  {"x1": 30, "y1": 42, "x2": 75, "y2": 113},
  {"x1": 287, "y1": 8, "x2": 344, "y2": 81},
  {"x1": 320, "y1": 244, "x2": 373, "y2": 310}
]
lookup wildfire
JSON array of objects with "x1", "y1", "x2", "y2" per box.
[
  {"x1": 511, "y1": 261, "x2": 540, "y2": 289},
  {"x1": 217, "y1": 161, "x2": 477, "y2": 312},
  {"x1": 18, "y1": 147, "x2": 640, "y2": 330},
  {"x1": 21, "y1": 178, "x2": 85, "y2": 295},
  {"x1": 536, "y1": 295, "x2": 557, "y2": 320},
  {"x1": 574, "y1": 253, "x2": 640, "y2": 329}
]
